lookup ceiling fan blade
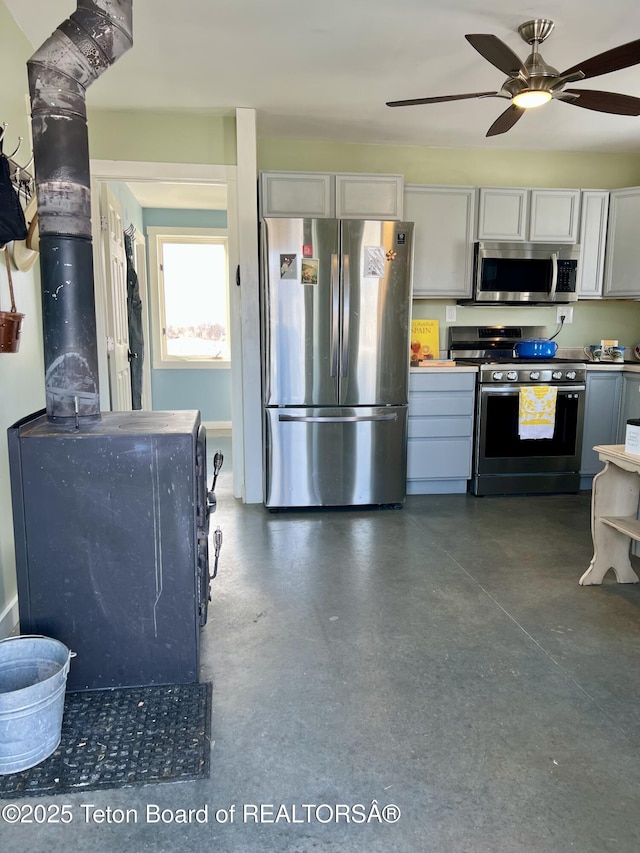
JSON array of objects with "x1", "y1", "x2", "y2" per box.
[
  {"x1": 465, "y1": 34, "x2": 526, "y2": 77},
  {"x1": 486, "y1": 104, "x2": 525, "y2": 137},
  {"x1": 386, "y1": 91, "x2": 499, "y2": 108},
  {"x1": 559, "y1": 38, "x2": 640, "y2": 80},
  {"x1": 561, "y1": 88, "x2": 640, "y2": 115}
]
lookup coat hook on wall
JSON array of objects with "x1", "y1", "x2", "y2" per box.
[
  {"x1": 1, "y1": 124, "x2": 34, "y2": 203},
  {"x1": 8, "y1": 137, "x2": 23, "y2": 159}
]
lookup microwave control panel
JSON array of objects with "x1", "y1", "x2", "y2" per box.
[{"x1": 556, "y1": 259, "x2": 578, "y2": 293}]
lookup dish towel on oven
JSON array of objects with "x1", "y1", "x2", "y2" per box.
[{"x1": 518, "y1": 385, "x2": 558, "y2": 439}]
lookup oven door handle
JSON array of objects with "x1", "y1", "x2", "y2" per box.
[{"x1": 480, "y1": 384, "x2": 585, "y2": 394}]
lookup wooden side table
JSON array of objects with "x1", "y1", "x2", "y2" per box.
[{"x1": 580, "y1": 445, "x2": 640, "y2": 586}]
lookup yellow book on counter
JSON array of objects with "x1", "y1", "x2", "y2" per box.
[{"x1": 410, "y1": 319, "x2": 439, "y2": 365}]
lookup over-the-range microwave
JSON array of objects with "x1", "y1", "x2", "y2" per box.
[{"x1": 460, "y1": 241, "x2": 581, "y2": 305}]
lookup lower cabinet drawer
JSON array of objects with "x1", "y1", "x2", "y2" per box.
[
  {"x1": 408, "y1": 416, "x2": 473, "y2": 439},
  {"x1": 407, "y1": 437, "x2": 472, "y2": 479}
]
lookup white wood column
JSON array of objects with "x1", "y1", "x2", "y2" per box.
[{"x1": 235, "y1": 108, "x2": 263, "y2": 504}]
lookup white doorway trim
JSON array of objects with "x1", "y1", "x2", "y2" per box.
[{"x1": 89, "y1": 159, "x2": 248, "y2": 501}]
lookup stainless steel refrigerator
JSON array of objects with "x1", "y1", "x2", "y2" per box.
[{"x1": 261, "y1": 217, "x2": 414, "y2": 508}]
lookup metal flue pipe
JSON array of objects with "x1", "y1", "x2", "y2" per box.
[{"x1": 28, "y1": 0, "x2": 133, "y2": 420}]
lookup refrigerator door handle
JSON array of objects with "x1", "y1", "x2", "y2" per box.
[
  {"x1": 279, "y1": 413, "x2": 398, "y2": 423},
  {"x1": 341, "y1": 254, "x2": 350, "y2": 377},
  {"x1": 330, "y1": 253, "x2": 339, "y2": 377}
]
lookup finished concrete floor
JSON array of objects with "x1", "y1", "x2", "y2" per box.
[{"x1": 5, "y1": 432, "x2": 640, "y2": 852}]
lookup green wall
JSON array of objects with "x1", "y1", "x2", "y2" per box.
[
  {"x1": 88, "y1": 109, "x2": 237, "y2": 165},
  {"x1": 0, "y1": 1, "x2": 45, "y2": 636},
  {"x1": 412, "y1": 300, "x2": 640, "y2": 355},
  {"x1": 257, "y1": 137, "x2": 640, "y2": 189}
]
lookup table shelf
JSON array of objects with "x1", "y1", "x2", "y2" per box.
[
  {"x1": 601, "y1": 516, "x2": 640, "y2": 542},
  {"x1": 581, "y1": 445, "x2": 640, "y2": 585}
]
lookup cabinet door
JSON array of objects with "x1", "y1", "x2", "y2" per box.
[
  {"x1": 335, "y1": 174, "x2": 404, "y2": 219},
  {"x1": 529, "y1": 189, "x2": 581, "y2": 242},
  {"x1": 603, "y1": 187, "x2": 640, "y2": 298},
  {"x1": 407, "y1": 371, "x2": 475, "y2": 492},
  {"x1": 576, "y1": 191, "x2": 609, "y2": 298},
  {"x1": 477, "y1": 188, "x2": 528, "y2": 240},
  {"x1": 404, "y1": 185, "x2": 476, "y2": 298},
  {"x1": 260, "y1": 171, "x2": 334, "y2": 218},
  {"x1": 581, "y1": 371, "x2": 622, "y2": 477},
  {"x1": 617, "y1": 372, "x2": 640, "y2": 442}
]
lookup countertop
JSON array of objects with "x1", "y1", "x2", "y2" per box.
[
  {"x1": 408, "y1": 363, "x2": 640, "y2": 373},
  {"x1": 585, "y1": 362, "x2": 640, "y2": 371},
  {"x1": 410, "y1": 365, "x2": 478, "y2": 373}
]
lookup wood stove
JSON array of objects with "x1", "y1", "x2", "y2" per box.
[{"x1": 8, "y1": 410, "x2": 215, "y2": 691}]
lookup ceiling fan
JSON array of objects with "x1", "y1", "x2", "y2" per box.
[{"x1": 386, "y1": 20, "x2": 640, "y2": 136}]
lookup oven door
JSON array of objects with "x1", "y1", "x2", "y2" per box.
[{"x1": 475, "y1": 382, "x2": 585, "y2": 478}]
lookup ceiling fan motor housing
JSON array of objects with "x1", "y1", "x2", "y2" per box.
[
  {"x1": 516, "y1": 20, "x2": 560, "y2": 99},
  {"x1": 517, "y1": 19, "x2": 555, "y2": 46}
]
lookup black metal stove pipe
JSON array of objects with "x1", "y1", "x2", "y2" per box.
[{"x1": 27, "y1": 0, "x2": 133, "y2": 420}]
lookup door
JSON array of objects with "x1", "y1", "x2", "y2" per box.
[
  {"x1": 603, "y1": 187, "x2": 640, "y2": 298},
  {"x1": 404, "y1": 185, "x2": 476, "y2": 299},
  {"x1": 264, "y1": 405, "x2": 408, "y2": 507},
  {"x1": 476, "y1": 385, "x2": 585, "y2": 475},
  {"x1": 339, "y1": 220, "x2": 413, "y2": 406},
  {"x1": 100, "y1": 185, "x2": 132, "y2": 411},
  {"x1": 262, "y1": 218, "x2": 339, "y2": 406}
]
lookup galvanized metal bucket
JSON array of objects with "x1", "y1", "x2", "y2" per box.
[{"x1": 0, "y1": 635, "x2": 74, "y2": 774}]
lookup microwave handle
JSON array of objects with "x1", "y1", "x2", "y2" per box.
[{"x1": 549, "y1": 252, "x2": 559, "y2": 300}]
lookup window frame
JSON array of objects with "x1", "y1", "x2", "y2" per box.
[{"x1": 148, "y1": 226, "x2": 231, "y2": 370}]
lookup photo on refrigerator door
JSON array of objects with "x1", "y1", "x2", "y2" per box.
[
  {"x1": 364, "y1": 245, "x2": 386, "y2": 277},
  {"x1": 301, "y1": 258, "x2": 319, "y2": 285},
  {"x1": 280, "y1": 254, "x2": 297, "y2": 279}
]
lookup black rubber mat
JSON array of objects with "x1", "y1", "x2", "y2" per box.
[{"x1": 0, "y1": 682, "x2": 212, "y2": 798}]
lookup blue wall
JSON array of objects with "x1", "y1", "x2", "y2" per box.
[
  {"x1": 144, "y1": 209, "x2": 227, "y2": 229},
  {"x1": 143, "y1": 207, "x2": 232, "y2": 424}
]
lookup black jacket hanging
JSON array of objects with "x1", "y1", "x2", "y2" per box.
[
  {"x1": 125, "y1": 231, "x2": 144, "y2": 409},
  {"x1": 0, "y1": 156, "x2": 27, "y2": 247}
]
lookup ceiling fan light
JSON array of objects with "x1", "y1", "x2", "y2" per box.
[{"x1": 512, "y1": 89, "x2": 552, "y2": 108}]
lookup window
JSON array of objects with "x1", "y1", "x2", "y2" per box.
[{"x1": 150, "y1": 229, "x2": 230, "y2": 366}]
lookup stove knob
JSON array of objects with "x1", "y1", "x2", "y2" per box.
[
  {"x1": 566, "y1": 370, "x2": 576, "y2": 380},
  {"x1": 530, "y1": 371, "x2": 540, "y2": 380},
  {"x1": 492, "y1": 371, "x2": 504, "y2": 381},
  {"x1": 506, "y1": 371, "x2": 518, "y2": 381},
  {"x1": 552, "y1": 371, "x2": 563, "y2": 380}
]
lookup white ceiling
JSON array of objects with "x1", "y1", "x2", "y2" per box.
[
  {"x1": 124, "y1": 181, "x2": 227, "y2": 209},
  {"x1": 6, "y1": 0, "x2": 640, "y2": 155}
]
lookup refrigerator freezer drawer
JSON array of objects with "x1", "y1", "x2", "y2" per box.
[{"x1": 265, "y1": 406, "x2": 408, "y2": 507}]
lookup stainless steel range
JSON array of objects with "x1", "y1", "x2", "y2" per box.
[{"x1": 449, "y1": 326, "x2": 586, "y2": 496}]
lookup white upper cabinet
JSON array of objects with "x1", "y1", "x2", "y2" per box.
[
  {"x1": 334, "y1": 173, "x2": 404, "y2": 219},
  {"x1": 260, "y1": 172, "x2": 334, "y2": 218},
  {"x1": 576, "y1": 191, "x2": 609, "y2": 299},
  {"x1": 603, "y1": 186, "x2": 640, "y2": 298},
  {"x1": 404, "y1": 185, "x2": 477, "y2": 299},
  {"x1": 259, "y1": 171, "x2": 404, "y2": 219},
  {"x1": 477, "y1": 188, "x2": 529, "y2": 240},
  {"x1": 477, "y1": 187, "x2": 581, "y2": 242},
  {"x1": 529, "y1": 190, "x2": 581, "y2": 242}
]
